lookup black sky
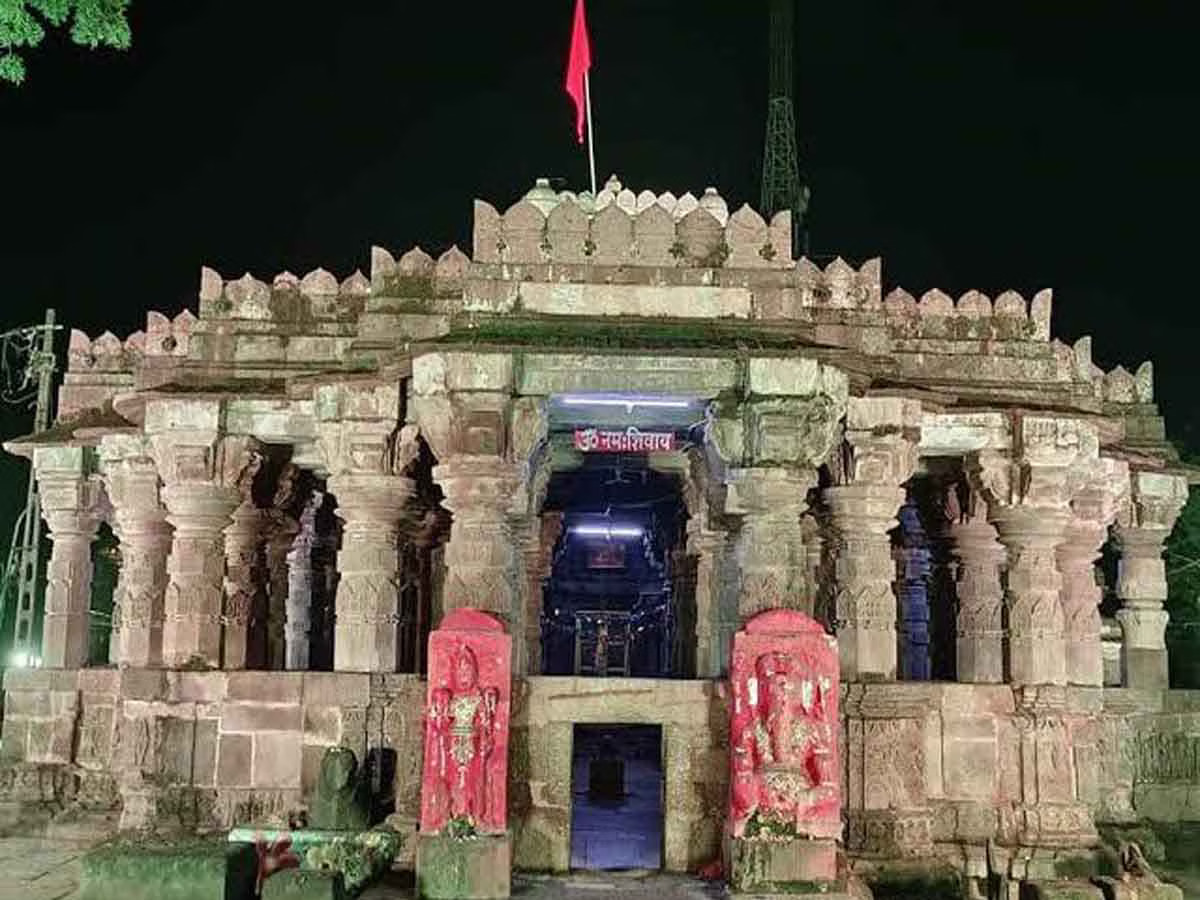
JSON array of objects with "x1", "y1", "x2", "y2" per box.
[{"x1": 1, "y1": 1, "x2": 1198, "y2": 451}]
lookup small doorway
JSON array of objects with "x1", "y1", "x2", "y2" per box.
[{"x1": 569, "y1": 724, "x2": 664, "y2": 871}]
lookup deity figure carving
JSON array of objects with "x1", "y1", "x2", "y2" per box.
[
  {"x1": 419, "y1": 609, "x2": 511, "y2": 835},
  {"x1": 729, "y1": 610, "x2": 840, "y2": 840}
]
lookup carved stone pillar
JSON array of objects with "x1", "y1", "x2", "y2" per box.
[
  {"x1": 894, "y1": 499, "x2": 931, "y2": 681},
  {"x1": 824, "y1": 397, "x2": 920, "y2": 681},
  {"x1": 521, "y1": 511, "x2": 562, "y2": 676},
  {"x1": 1059, "y1": 459, "x2": 1127, "y2": 687},
  {"x1": 100, "y1": 436, "x2": 172, "y2": 668},
  {"x1": 328, "y1": 472, "x2": 414, "y2": 672},
  {"x1": 968, "y1": 416, "x2": 1100, "y2": 686},
  {"x1": 993, "y1": 507, "x2": 1070, "y2": 685},
  {"x1": 284, "y1": 490, "x2": 323, "y2": 671},
  {"x1": 149, "y1": 414, "x2": 257, "y2": 669},
  {"x1": 33, "y1": 446, "x2": 105, "y2": 668},
  {"x1": 687, "y1": 525, "x2": 726, "y2": 677},
  {"x1": 435, "y1": 456, "x2": 523, "y2": 623},
  {"x1": 263, "y1": 463, "x2": 308, "y2": 670},
  {"x1": 1115, "y1": 470, "x2": 1189, "y2": 689},
  {"x1": 223, "y1": 497, "x2": 265, "y2": 670},
  {"x1": 726, "y1": 466, "x2": 813, "y2": 618},
  {"x1": 947, "y1": 488, "x2": 1006, "y2": 684}
]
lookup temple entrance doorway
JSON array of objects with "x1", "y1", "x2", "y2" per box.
[
  {"x1": 569, "y1": 724, "x2": 664, "y2": 871},
  {"x1": 540, "y1": 455, "x2": 694, "y2": 677},
  {"x1": 539, "y1": 392, "x2": 706, "y2": 678}
]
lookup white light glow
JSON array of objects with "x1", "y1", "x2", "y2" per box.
[
  {"x1": 559, "y1": 395, "x2": 692, "y2": 412},
  {"x1": 571, "y1": 524, "x2": 643, "y2": 538},
  {"x1": 8, "y1": 652, "x2": 40, "y2": 669}
]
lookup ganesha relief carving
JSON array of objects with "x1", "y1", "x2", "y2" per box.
[{"x1": 729, "y1": 609, "x2": 841, "y2": 841}]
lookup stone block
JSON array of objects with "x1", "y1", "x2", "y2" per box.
[
  {"x1": 221, "y1": 702, "x2": 304, "y2": 733},
  {"x1": 1092, "y1": 878, "x2": 1184, "y2": 900},
  {"x1": 76, "y1": 667, "x2": 120, "y2": 695},
  {"x1": 417, "y1": 832, "x2": 511, "y2": 900},
  {"x1": 4, "y1": 688, "x2": 50, "y2": 716},
  {"x1": 75, "y1": 838, "x2": 258, "y2": 900},
  {"x1": 262, "y1": 869, "x2": 347, "y2": 900},
  {"x1": 1022, "y1": 882, "x2": 1104, "y2": 900},
  {"x1": 218, "y1": 734, "x2": 253, "y2": 788},
  {"x1": 254, "y1": 732, "x2": 303, "y2": 788},
  {"x1": 726, "y1": 837, "x2": 840, "y2": 894},
  {"x1": 3, "y1": 666, "x2": 78, "y2": 692},
  {"x1": 120, "y1": 667, "x2": 170, "y2": 700},
  {"x1": 303, "y1": 672, "x2": 371, "y2": 708},
  {"x1": 304, "y1": 707, "x2": 341, "y2": 744},
  {"x1": 172, "y1": 671, "x2": 229, "y2": 703},
  {"x1": 228, "y1": 671, "x2": 303, "y2": 703},
  {"x1": 0, "y1": 718, "x2": 28, "y2": 761}
]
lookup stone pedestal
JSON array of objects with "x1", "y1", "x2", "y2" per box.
[
  {"x1": 327, "y1": 473, "x2": 414, "y2": 673},
  {"x1": 950, "y1": 511, "x2": 1006, "y2": 683},
  {"x1": 725, "y1": 837, "x2": 843, "y2": 896},
  {"x1": 435, "y1": 457, "x2": 522, "y2": 622},
  {"x1": 33, "y1": 447, "x2": 106, "y2": 668},
  {"x1": 416, "y1": 832, "x2": 511, "y2": 900},
  {"x1": 825, "y1": 483, "x2": 906, "y2": 681},
  {"x1": 727, "y1": 467, "x2": 813, "y2": 618},
  {"x1": 992, "y1": 508, "x2": 1069, "y2": 686}
]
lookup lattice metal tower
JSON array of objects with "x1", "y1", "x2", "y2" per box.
[
  {"x1": 0, "y1": 309, "x2": 58, "y2": 666},
  {"x1": 761, "y1": 0, "x2": 810, "y2": 258}
]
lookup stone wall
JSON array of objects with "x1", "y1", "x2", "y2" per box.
[
  {"x1": 0, "y1": 668, "x2": 424, "y2": 844},
  {"x1": 6, "y1": 668, "x2": 1200, "y2": 875}
]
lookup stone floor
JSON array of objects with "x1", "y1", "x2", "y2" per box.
[
  {"x1": 360, "y1": 873, "x2": 725, "y2": 900},
  {"x1": 0, "y1": 837, "x2": 89, "y2": 900}
]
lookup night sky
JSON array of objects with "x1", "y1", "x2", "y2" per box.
[{"x1": 1, "y1": 0, "x2": 1197, "y2": 456}]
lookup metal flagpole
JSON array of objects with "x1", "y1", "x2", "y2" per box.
[{"x1": 584, "y1": 69, "x2": 597, "y2": 197}]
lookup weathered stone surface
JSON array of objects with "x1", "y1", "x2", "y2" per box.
[
  {"x1": 416, "y1": 832, "x2": 511, "y2": 900},
  {"x1": 75, "y1": 838, "x2": 257, "y2": 900}
]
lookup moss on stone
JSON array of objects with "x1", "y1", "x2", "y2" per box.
[
  {"x1": 77, "y1": 836, "x2": 257, "y2": 900},
  {"x1": 261, "y1": 868, "x2": 347, "y2": 900},
  {"x1": 865, "y1": 862, "x2": 961, "y2": 900},
  {"x1": 437, "y1": 316, "x2": 811, "y2": 352}
]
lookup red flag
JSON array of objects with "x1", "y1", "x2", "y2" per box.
[{"x1": 565, "y1": 0, "x2": 592, "y2": 144}]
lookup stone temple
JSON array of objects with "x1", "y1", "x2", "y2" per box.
[{"x1": 1, "y1": 175, "x2": 1197, "y2": 896}]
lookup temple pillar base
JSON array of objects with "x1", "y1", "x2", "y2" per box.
[
  {"x1": 725, "y1": 837, "x2": 855, "y2": 897},
  {"x1": 416, "y1": 831, "x2": 511, "y2": 900}
]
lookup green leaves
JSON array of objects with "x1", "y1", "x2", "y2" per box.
[{"x1": 0, "y1": 0, "x2": 131, "y2": 84}]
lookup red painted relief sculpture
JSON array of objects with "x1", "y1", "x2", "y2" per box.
[
  {"x1": 420, "y1": 609, "x2": 511, "y2": 835},
  {"x1": 729, "y1": 609, "x2": 840, "y2": 840}
]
